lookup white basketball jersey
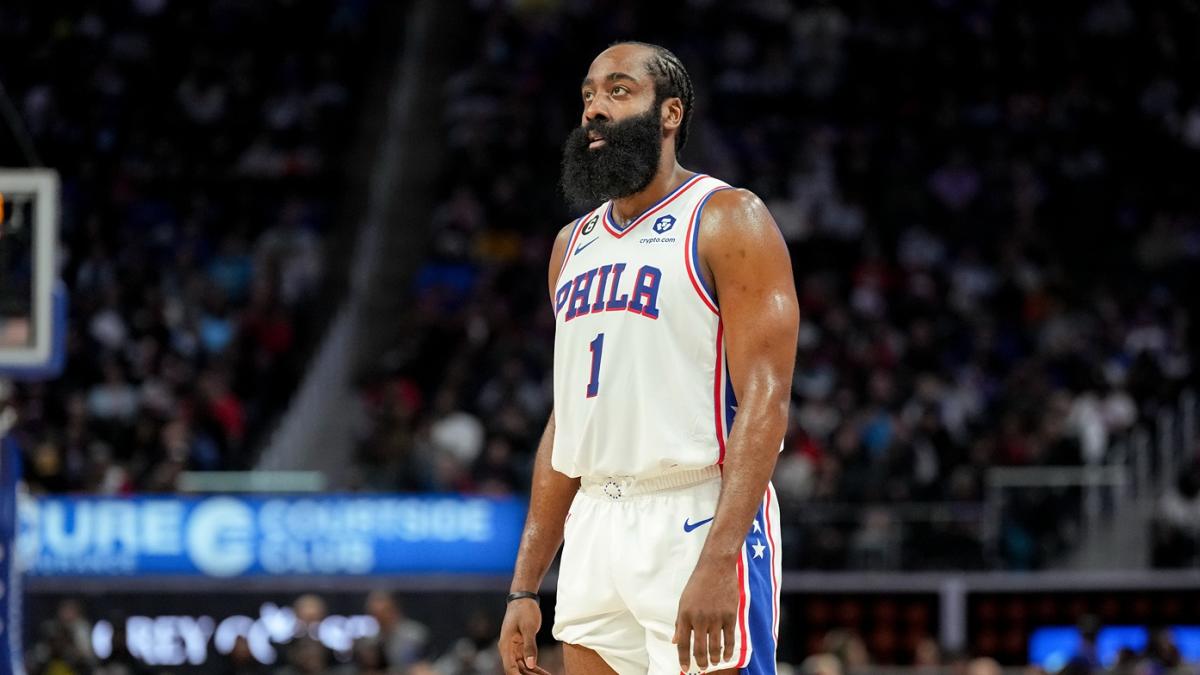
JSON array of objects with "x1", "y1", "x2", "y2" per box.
[{"x1": 551, "y1": 174, "x2": 738, "y2": 479}]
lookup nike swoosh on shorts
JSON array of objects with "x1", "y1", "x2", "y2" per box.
[{"x1": 683, "y1": 517, "x2": 714, "y2": 533}]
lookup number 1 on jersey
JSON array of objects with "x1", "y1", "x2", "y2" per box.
[{"x1": 586, "y1": 333, "x2": 604, "y2": 398}]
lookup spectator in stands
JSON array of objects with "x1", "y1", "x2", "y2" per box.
[
  {"x1": 1142, "y1": 625, "x2": 1185, "y2": 672},
  {"x1": 822, "y1": 629, "x2": 870, "y2": 672},
  {"x1": 432, "y1": 608, "x2": 500, "y2": 675},
  {"x1": 943, "y1": 650, "x2": 972, "y2": 675},
  {"x1": 800, "y1": 653, "x2": 842, "y2": 675},
  {"x1": 334, "y1": 637, "x2": 390, "y2": 675},
  {"x1": 5, "y1": 0, "x2": 1198, "y2": 587},
  {"x1": 1153, "y1": 462, "x2": 1200, "y2": 567},
  {"x1": 1063, "y1": 615, "x2": 1102, "y2": 674},
  {"x1": 27, "y1": 599, "x2": 97, "y2": 674},
  {"x1": 912, "y1": 637, "x2": 942, "y2": 673},
  {"x1": 27, "y1": 621, "x2": 89, "y2": 674},
  {"x1": 289, "y1": 594, "x2": 339, "y2": 669},
  {"x1": 343, "y1": 0, "x2": 1200, "y2": 574},
  {"x1": 292, "y1": 594, "x2": 328, "y2": 641},
  {"x1": 966, "y1": 657, "x2": 1002, "y2": 675},
  {"x1": 1110, "y1": 647, "x2": 1139, "y2": 675},
  {"x1": 364, "y1": 590, "x2": 430, "y2": 670},
  {"x1": 406, "y1": 663, "x2": 440, "y2": 675},
  {"x1": 92, "y1": 622, "x2": 149, "y2": 675},
  {"x1": 219, "y1": 635, "x2": 269, "y2": 675},
  {"x1": 2, "y1": 0, "x2": 373, "y2": 491},
  {"x1": 275, "y1": 637, "x2": 330, "y2": 675}
]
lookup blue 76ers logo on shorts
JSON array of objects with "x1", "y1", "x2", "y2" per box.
[{"x1": 652, "y1": 214, "x2": 676, "y2": 234}]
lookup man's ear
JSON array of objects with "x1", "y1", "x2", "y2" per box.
[{"x1": 661, "y1": 97, "x2": 683, "y2": 133}]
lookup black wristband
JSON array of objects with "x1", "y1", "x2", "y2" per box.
[{"x1": 506, "y1": 591, "x2": 540, "y2": 605}]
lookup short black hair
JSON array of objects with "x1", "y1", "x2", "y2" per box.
[{"x1": 610, "y1": 41, "x2": 695, "y2": 154}]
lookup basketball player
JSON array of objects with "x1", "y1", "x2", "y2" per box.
[{"x1": 500, "y1": 42, "x2": 798, "y2": 675}]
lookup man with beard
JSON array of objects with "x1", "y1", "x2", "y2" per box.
[{"x1": 500, "y1": 42, "x2": 798, "y2": 675}]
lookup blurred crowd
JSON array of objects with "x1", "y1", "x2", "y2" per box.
[
  {"x1": 354, "y1": 0, "x2": 1200, "y2": 569},
  {"x1": 27, "y1": 592, "x2": 440, "y2": 675},
  {"x1": 0, "y1": 1, "x2": 375, "y2": 491},
  {"x1": 0, "y1": 0, "x2": 1196, "y2": 575},
  {"x1": 26, "y1": 592, "x2": 520, "y2": 675},
  {"x1": 26, "y1": 594, "x2": 1199, "y2": 674},
  {"x1": 1153, "y1": 460, "x2": 1200, "y2": 567},
  {"x1": 6, "y1": 2, "x2": 1200, "y2": 673}
]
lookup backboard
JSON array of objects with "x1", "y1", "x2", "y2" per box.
[{"x1": 0, "y1": 169, "x2": 61, "y2": 379}]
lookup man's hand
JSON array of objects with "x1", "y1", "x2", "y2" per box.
[
  {"x1": 673, "y1": 556, "x2": 740, "y2": 672},
  {"x1": 499, "y1": 599, "x2": 551, "y2": 675}
]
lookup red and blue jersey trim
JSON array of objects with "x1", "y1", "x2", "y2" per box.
[
  {"x1": 713, "y1": 322, "x2": 727, "y2": 463},
  {"x1": 765, "y1": 484, "x2": 780, "y2": 642},
  {"x1": 557, "y1": 210, "x2": 595, "y2": 281},
  {"x1": 737, "y1": 486, "x2": 780, "y2": 673},
  {"x1": 712, "y1": 320, "x2": 739, "y2": 466},
  {"x1": 736, "y1": 546, "x2": 751, "y2": 667},
  {"x1": 683, "y1": 185, "x2": 731, "y2": 315},
  {"x1": 603, "y1": 173, "x2": 707, "y2": 238}
]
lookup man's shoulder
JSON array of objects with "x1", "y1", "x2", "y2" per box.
[
  {"x1": 557, "y1": 204, "x2": 604, "y2": 238},
  {"x1": 702, "y1": 186, "x2": 767, "y2": 215},
  {"x1": 698, "y1": 187, "x2": 776, "y2": 239}
]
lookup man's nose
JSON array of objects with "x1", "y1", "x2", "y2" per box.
[{"x1": 583, "y1": 98, "x2": 610, "y2": 125}]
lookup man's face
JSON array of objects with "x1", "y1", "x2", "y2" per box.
[
  {"x1": 578, "y1": 44, "x2": 660, "y2": 133},
  {"x1": 560, "y1": 45, "x2": 665, "y2": 210}
]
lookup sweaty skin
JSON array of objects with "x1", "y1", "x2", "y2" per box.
[
  {"x1": 673, "y1": 186, "x2": 798, "y2": 672},
  {"x1": 499, "y1": 225, "x2": 577, "y2": 675},
  {"x1": 499, "y1": 43, "x2": 798, "y2": 675}
]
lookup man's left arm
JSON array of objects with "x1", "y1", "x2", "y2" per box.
[{"x1": 673, "y1": 188, "x2": 799, "y2": 672}]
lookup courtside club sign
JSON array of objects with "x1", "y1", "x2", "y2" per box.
[{"x1": 21, "y1": 495, "x2": 524, "y2": 577}]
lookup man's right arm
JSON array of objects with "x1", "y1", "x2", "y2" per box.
[
  {"x1": 499, "y1": 221, "x2": 581, "y2": 675},
  {"x1": 510, "y1": 220, "x2": 582, "y2": 592},
  {"x1": 509, "y1": 412, "x2": 580, "y2": 594}
]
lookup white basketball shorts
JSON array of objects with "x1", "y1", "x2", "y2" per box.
[{"x1": 552, "y1": 466, "x2": 781, "y2": 674}]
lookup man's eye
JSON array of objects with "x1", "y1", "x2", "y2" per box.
[
  {"x1": 612, "y1": 86, "x2": 627, "y2": 96},
  {"x1": 583, "y1": 91, "x2": 594, "y2": 102}
]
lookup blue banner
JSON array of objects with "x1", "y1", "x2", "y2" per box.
[
  {"x1": 20, "y1": 494, "x2": 525, "y2": 577},
  {"x1": 1030, "y1": 625, "x2": 1200, "y2": 669}
]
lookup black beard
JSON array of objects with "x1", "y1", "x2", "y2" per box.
[{"x1": 560, "y1": 106, "x2": 663, "y2": 212}]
